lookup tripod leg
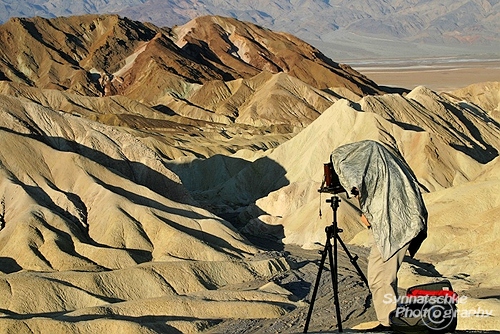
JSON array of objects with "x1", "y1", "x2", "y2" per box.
[
  {"x1": 335, "y1": 234, "x2": 368, "y2": 286},
  {"x1": 329, "y1": 230, "x2": 343, "y2": 332},
  {"x1": 303, "y1": 242, "x2": 329, "y2": 333}
]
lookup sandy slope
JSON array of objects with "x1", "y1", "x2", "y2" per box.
[
  {"x1": 1, "y1": 72, "x2": 500, "y2": 332},
  {"x1": 0, "y1": 94, "x2": 305, "y2": 333}
]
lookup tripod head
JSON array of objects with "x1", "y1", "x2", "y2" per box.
[
  {"x1": 326, "y1": 195, "x2": 341, "y2": 209},
  {"x1": 325, "y1": 196, "x2": 342, "y2": 237}
]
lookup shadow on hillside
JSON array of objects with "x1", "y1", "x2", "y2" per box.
[
  {"x1": 165, "y1": 153, "x2": 290, "y2": 208},
  {"x1": 1, "y1": 127, "x2": 278, "y2": 262},
  {"x1": 0, "y1": 257, "x2": 22, "y2": 274},
  {"x1": 405, "y1": 98, "x2": 499, "y2": 164},
  {"x1": 404, "y1": 256, "x2": 443, "y2": 278},
  {"x1": 1, "y1": 127, "x2": 192, "y2": 204},
  {"x1": 447, "y1": 101, "x2": 499, "y2": 164},
  {"x1": 3, "y1": 169, "x2": 157, "y2": 266},
  {"x1": 180, "y1": 40, "x2": 238, "y2": 82},
  {"x1": 3, "y1": 126, "x2": 286, "y2": 215},
  {"x1": 91, "y1": 181, "x2": 254, "y2": 258},
  {"x1": 152, "y1": 104, "x2": 178, "y2": 116},
  {"x1": 378, "y1": 85, "x2": 411, "y2": 95},
  {"x1": 243, "y1": 223, "x2": 286, "y2": 252},
  {"x1": 165, "y1": 153, "x2": 290, "y2": 250}
]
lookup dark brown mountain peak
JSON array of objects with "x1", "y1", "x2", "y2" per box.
[
  {"x1": 0, "y1": 14, "x2": 163, "y2": 95},
  {"x1": 172, "y1": 15, "x2": 382, "y2": 95},
  {"x1": 0, "y1": 13, "x2": 381, "y2": 101}
]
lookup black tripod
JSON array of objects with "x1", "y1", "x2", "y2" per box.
[{"x1": 303, "y1": 195, "x2": 369, "y2": 333}]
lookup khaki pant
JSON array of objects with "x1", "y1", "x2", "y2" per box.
[{"x1": 367, "y1": 233, "x2": 410, "y2": 326}]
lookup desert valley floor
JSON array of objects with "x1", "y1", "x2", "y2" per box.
[{"x1": 351, "y1": 58, "x2": 500, "y2": 92}]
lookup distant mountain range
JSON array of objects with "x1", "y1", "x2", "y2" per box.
[{"x1": 1, "y1": 0, "x2": 499, "y2": 60}]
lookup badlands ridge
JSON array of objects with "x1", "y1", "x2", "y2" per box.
[{"x1": 0, "y1": 14, "x2": 499, "y2": 333}]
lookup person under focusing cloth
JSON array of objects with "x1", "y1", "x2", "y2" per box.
[
  {"x1": 354, "y1": 188, "x2": 415, "y2": 331},
  {"x1": 330, "y1": 140, "x2": 428, "y2": 331}
]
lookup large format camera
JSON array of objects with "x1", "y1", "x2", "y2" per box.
[{"x1": 319, "y1": 162, "x2": 347, "y2": 194}]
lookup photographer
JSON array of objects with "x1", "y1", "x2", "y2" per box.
[
  {"x1": 353, "y1": 188, "x2": 412, "y2": 331},
  {"x1": 330, "y1": 140, "x2": 428, "y2": 331}
]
